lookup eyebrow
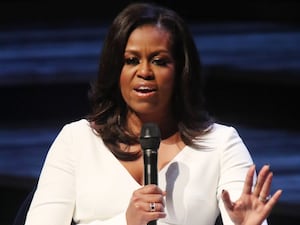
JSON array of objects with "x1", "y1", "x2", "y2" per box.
[{"x1": 124, "y1": 49, "x2": 171, "y2": 56}]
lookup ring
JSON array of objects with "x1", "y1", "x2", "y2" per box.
[
  {"x1": 259, "y1": 194, "x2": 271, "y2": 203},
  {"x1": 149, "y1": 202, "x2": 156, "y2": 212}
]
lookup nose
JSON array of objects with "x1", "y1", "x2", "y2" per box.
[{"x1": 137, "y1": 62, "x2": 154, "y2": 80}]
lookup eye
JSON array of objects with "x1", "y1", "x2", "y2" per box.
[
  {"x1": 152, "y1": 58, "x2": 168, "y2": 66},
  {"x1": 124, "y1": 57, "x2": 140, "y2": 65}
]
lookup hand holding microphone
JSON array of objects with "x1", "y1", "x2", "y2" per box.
[{"x1": 126, "y1": 123, "x2": 166, "y2": 225}]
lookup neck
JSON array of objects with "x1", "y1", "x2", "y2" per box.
[{"x1": 126, "y1": 111, "x2": 178, "y2": 139}]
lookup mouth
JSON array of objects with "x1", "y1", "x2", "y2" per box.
[{"x1": 134, "y1": 86, "x2": 157, "y2": 93}]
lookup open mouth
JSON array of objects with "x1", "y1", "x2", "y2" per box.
[{"x1": 134, "y1": 86, "x2": 157, "y2": 93}]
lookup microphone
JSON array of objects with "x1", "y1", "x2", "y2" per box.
[
  {"x1": 140, "y1": 123, "x2": 161, "y2": 225},
  {"x1": 140, "y1": 123, "x2": 161, "y2": 185}
]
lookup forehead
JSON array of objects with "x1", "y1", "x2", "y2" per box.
[{"x1": 127, "y1": 24, "x2": 172, "y2": 45}]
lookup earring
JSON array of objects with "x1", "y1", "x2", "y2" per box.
[{"x1": 117, "y1": 115, "x2": 121, "y2": 126}]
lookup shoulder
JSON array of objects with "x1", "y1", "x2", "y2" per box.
[
  {"x1": 56, "y1": 119, "x2": 96, "y2": 141},
  {"x1": 63, "y1": 118, "x2": 90, "y2": 129},
  {"x1": 203, "y1": 123, "x2": 240, "y2": 139},
  {"x1": 61, "y1": 119, "x2": 92, "y2": 133},
  {"x1": 192, "y1": 123, "x2": 244, "y2": 150},
  {"x1": 49, "y1": 119, "x2": 101, "y2": 156}
]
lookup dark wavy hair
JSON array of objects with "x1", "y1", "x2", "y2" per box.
[{"x1": 87, "y1": 2, "x2": 213, "y2": 161}]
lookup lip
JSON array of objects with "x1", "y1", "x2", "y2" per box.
[
  {"x1": 133, "y1": 83, "x2": 157, "y2": 92},
  {"x1": 133, "y1": 83, "x2": 157, "y2": 97}
]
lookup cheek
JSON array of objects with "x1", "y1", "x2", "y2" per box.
[
  {"x1": 119, "y1": 73, "x2": 125, "y2": 88},
  {"x1": 160, "y1": 72, "x2": 175, "y2": 92}
]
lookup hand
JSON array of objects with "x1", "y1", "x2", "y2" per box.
[
  {"x1": 126, "y1": 184, "x2": 166, "y2": 225},
  {"x1": 221, "y1": 164, "x2": 283, "y2": 225}
]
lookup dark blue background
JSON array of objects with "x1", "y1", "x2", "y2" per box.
[{"x1": 1, "y1": 1, "x2": 300, "y2": 224}]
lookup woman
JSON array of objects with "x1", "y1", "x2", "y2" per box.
[{"x1": 25, "y1": 2, "x2": 282, "y2": 225}]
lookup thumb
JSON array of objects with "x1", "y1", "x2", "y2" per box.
[{"x1": 221, "y1": 189, "x2": 234, "y2": 211}]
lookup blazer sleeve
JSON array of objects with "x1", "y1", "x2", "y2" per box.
[
  {"x1": 25, "y1": 124, "x2": 128, "y2": 225},
  {"x1": 216, "y1": 126, "x2": 268, "y2": 225}
]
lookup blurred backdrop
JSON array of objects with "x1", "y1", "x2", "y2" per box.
[{"x1": 1, "y1": 1, "x2": 300, "y2": 225}]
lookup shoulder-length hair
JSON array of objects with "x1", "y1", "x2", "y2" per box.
[{"x1": 87, "y1": 2, "x2": 213, "y2": 161}]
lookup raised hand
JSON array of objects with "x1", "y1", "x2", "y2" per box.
[{"x1": 222, "y1": 164, "x2": 283, "y2": 225}]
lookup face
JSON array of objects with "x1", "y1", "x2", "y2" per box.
[{"x1": 120, "y1": 25, "x2": 175, "y2": 120}]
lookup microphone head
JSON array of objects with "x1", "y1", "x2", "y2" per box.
[{"x1": 140, "y1": 123, "x2": 161, "y2": 150}]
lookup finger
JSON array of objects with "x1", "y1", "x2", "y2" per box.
[
  {"x1": 266, "y1": 189, "x2": 283, "y2": 209},
  {"x1": 242, "y1": 164, "x2": 256, "y2": 195},
  {"x1": 145, "y1": 202, "x2": 165, "y2": 212},
  {"x1": 262, "y1": 189, "x2": 283, "y2": 218},
  {"x1": 142, "y1": 184, "x2": 165, "y2": 195},
  {"x1": 146, "y1": 202, "x2": 167, "y2": 222},
  {"x1": 131, "y1": 186, "x2": 161, "y2": 204},
  {"x1": 148, "y1": 193, "x2": 166, "y2": 207},
  {"x1": 259, "y1": 171, "x2": 273, "y2": 200},
  {"x1": 252, "y1": 189, "x2": 282, "y2": 222},
  {"x1": 221, "y1": 189, "x2": 234, "y2": 211},
  {"x1": 253, "y1": 164, "x2": 270, "y2": 197}
]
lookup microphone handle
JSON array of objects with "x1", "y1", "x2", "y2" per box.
[
  {"x1": 144, "y1": 149, "x2": 158, "y2": 225},
  {"x1": 148, "y1": 220, "x2": 156, "y2": 225},
  {"x1": 143, "y1": 149, "x2": 158, "y2": 185}
]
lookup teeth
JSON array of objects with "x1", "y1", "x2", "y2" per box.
[
  {"x1": 138, "y1": 87, "x2": 151, "y2": 91},
  {"x1": 136, "y1": 86, "x2": 154, "y2": 93},
  {"x1": 138, "y1": 89, "x2": 151, "y2": 93}
]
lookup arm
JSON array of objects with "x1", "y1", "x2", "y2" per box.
[
  {"x1": 25, "y1": 124, "x2": 76, "y2": 225},
  {"x1": 217, "y1": 127, "x2": 282, "y2": 225},
  {"x1": 24, "y1": 123, "x2": 129, "y2": 225}
]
